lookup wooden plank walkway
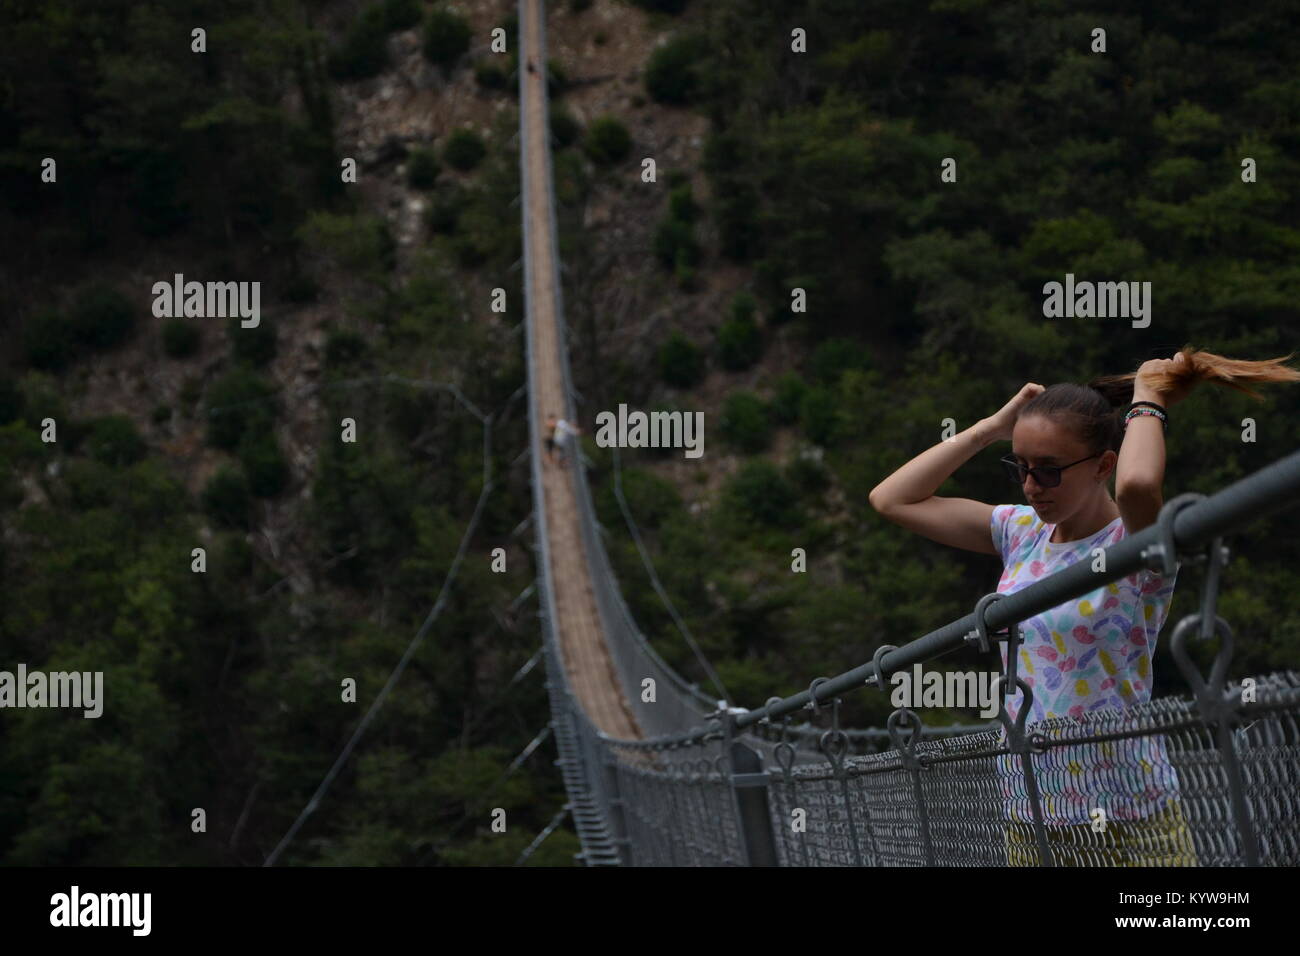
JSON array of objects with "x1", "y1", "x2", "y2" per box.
[{"x1": 521, "y1": 0, "x2": 642, "y2": 743}]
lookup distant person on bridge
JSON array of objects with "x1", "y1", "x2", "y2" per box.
[
  {"x1": 526, "y1": 58, "x2": 536, "y2": 74},
  {"x1": 544, "y1": 414, "x2": 556, "y2": 462},
  {"x1": 552, "y1": 415, "x2": 582, "y2": 465},
  {"x1": 868, "y1": 347, "x2": 1300, "y2": 864}
]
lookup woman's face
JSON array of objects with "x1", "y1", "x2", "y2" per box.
[{"x1": 1010, "y1": 415, "x2": 1115, "y2": 522}]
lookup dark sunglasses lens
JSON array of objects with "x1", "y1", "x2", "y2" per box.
[{"x1": 1004, "y1": 460, "x2": 1063, "y2": 487}]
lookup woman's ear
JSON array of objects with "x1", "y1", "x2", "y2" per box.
[{"x1": 1100, "y1": 449, "x2": 1118, "y2": 481}]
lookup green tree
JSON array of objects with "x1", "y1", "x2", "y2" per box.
[
  {"x1": 203, "y1": 464, "x2": 252, "y2": 528},
  {"x1": 407, "y1": 148, "x2": 441, "y2": 189},
  {"x1": 424, "y1": 10, "x2": 473, "y2": 70},
  {"x1": 67, "y1": 284, "x2": 135, "y2": 352},
  {"x1": 444, "y1": 129, "x2": 487, "y2": 171},
  {"x1": 162, "y1": 319, "x2": 201, "y2": 358},
  {"x1": 658, "y1": 331, "x2": 704, "y2": 387},
  {"x1": 84, "y1": 415, "x2": 146, "y2": 467},
  {"x1": 583, "y1": 117, "x2": 631, "y2": 165},
  {"x1": 327, "y1": 4, "x2": 391, "y2": 81},
  {"x1": 716, "y1": 296, "x2": 762, "y2": 371},
  {"x1": 645, "y1": 33, "x2": 710, "y2": 105},
  {"x1": 719, "y1": 391, "x2": 772, "y2": 453},
  {"x1": 205, "y1": 369, "x2": 276, "y2": 450}
]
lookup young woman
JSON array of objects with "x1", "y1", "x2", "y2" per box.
[{"x1": 868, "y1": 347, "x2": 1299, "y2": 864}]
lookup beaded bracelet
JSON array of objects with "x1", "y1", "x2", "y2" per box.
[{"x1": 1124, "y1": 405, "x2": 1167, "y2": 430}]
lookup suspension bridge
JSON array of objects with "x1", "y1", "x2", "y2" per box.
[{"x1": 516, "y1": 0, "x2": 1300, "y2": 866}]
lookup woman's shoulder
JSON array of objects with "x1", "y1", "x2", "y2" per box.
[
  {"x1": 992, "y1": 504, "x2": 1044, "y2": 561},
  {"x1": 992, "y1": 503, "x2": 1039, "y2": 526}
]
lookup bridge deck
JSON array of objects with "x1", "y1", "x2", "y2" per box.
[{"x1": 522, "y1": 0, "x2": 641, "y2": 742}]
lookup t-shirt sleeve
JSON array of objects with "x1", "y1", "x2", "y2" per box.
[{"x1": 989, "y1": 504, "x2": 1017, "y2": 564}]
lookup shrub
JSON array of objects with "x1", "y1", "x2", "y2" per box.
[
  {"x1": 228, "y1": 316, "x2": 277, "y2": 368},
  {"x1": 730, "y1": 289, "x2": 757, "y2": 324},
  {"x1": 130, "y1": 149, "x2": 190, "y2": 236},
  {"x1": 406, "y1": 147, "x2": 441, "y2": 189},
  {"x1": 799, "y1": 385, "x2": 841, "y2": 446},
  {"x1": 653, "y1": 217, "x2": 699, "y2": 269},
  {"x1": 327, "y1": 4, "x2": 390, "y2": 80},
  {"x1": 205, "y1": 369, "x2": 276, "y2": 450},
  {"x1": 297, "y1": 211, "x2": 397, "y2": 278},
  {"x1": 674, "y1": 247, "x2": 698, "y2": 290},
  {"x1": 716, "y1": 307, "x2": 761, "y2": 371},
  {"x1": 68, "y1": 284, "x2": 135, "y2": 351},
  {"x1": 63, "y1": 458, "x2": 115, "y2": 510},
  {"x1": 238, "y1": 430, "x2": 289, "y2": 497},
  {"x1": 24, "y1": 309, "x2": 74, "y2": 371},
  {"x1": 382, "y1": 0, "x2": 422, "y2": 31},
  {"x1": 771, "y1": 372, "x2": 808, "y2": 424},
  {"x1": 203, "y1": 465, "x2": 252, "y2": 529},
  {"x1": 283, "y1": 272, "x2": 319, "y2": 304},
  {"x1": 474, "y1": 60, "x2": 508, "y2": 90},
  {"x1": 452, "y1": 232, "x2": 491, "y2": 268},
  {"x1": 583, "y1": 116, "x2": 631, "y2": 165},
  {"x1": 604, "y1": 467, "x2": 682, "y2": 528},
  {"x1": 550, "y1": 106, "x2": 580, "y2": 148},
  {"x1": 723, "y1": 460, "x2": 799, "y2": 529},
  {"x1": 162, "y1": 319, "x2": 200, "y2": 358},
  {"x1": 546, "y1": 59, "x2": 568, "y2": 97},
  {"x1": 151, "y1": 404, "x2": 172, "y2": 425},
  {"x1": 423, "y1": 9, "x2": 473, "y2": 68},
  {"x1": 325, "y1": 328, "x2": 369, "y2": 367},
  {"x1": 658, "y1": 331, "x2": 703, "y2": 388},
  {"x1": 496, "y1": 13, "x2": 519, "y2": 50},
  {"x1": 0, "y1": 378, "x2": 23, "y2": 425},
  {"x1": 809, "y1": 337, "x2": 871, "y2": 383},
  {"x1": 786, "y1": 453, "x2": 830, "y2": 495},
  {"x1": 85, "y1": 415, "x2": 146, "y2": 466},
  {"x1": 645, "y1": 32, "x2": 709, "y2": 104},
  {"x1": 720, "y1": 391, "x2": 771, "y2": 453},
  {"x1": 443, "y1": 129, "x2": 487, "y2": 171},
  {"x1": 427, "y1": 187, "x2": 466, "y2": 233},
  {"x1": 570, "y1": 0, "x2": 593, "y2": 11},
  {"x1": 669, "y1": 183, "x2": 698, "y2": 222},
  {"x1": 715, "y1": 182, "x2": 760, "y2": 261}
]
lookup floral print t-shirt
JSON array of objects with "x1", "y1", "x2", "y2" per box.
[{"x1": 988, "y1": 504, "x2": 1180, "y2": 825}]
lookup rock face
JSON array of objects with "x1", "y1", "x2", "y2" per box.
[{"x1": 360, "y1": 133, "x2": 410, "y2": 171}]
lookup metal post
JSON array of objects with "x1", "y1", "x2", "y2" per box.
[
  {"x1": 723, "y1": 712, "x2": 780, "y2": 866},
  {"x1": 602, "y1": 749, "x2": 633, "y2": 866}
]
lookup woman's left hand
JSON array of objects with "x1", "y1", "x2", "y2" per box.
[{"x1": 1133, "y1": 353, "x2": 1196, "y2": 408}]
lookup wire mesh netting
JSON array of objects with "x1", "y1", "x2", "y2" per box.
[{"x1": 602, "y1": 672, "x2": 1300, "y2": 866}]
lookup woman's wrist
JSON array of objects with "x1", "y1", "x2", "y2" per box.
[{"x1": 1130, "y1": 388, "x2": 1164, "y2": 407}]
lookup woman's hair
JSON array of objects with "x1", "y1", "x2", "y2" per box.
[{"x1": 1018, "y1": 346, "x2": 1300, "y2": 457}]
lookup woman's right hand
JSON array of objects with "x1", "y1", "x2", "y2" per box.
[{"x1": 983, "y1": 383, "x2": 1045, "y2": 441}]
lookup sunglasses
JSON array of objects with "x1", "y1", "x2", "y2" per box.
[{"x1": 1000, "y1": 453, "x2": 1100, "y2": 488}]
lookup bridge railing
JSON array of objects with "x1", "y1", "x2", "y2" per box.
[
  {"x1": 593, "y1": 448, "x2": 1300, "y2": 865},
  {"x1": 519, "y1": 0, "x2": 715, "y2": 865}
]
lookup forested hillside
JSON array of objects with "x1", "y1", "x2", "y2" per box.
[{"x1": 3, "y1": 0, "x2": 1299, "y2": 866}]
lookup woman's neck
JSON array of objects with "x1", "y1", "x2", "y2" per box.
[{"x1": 1049, "y1": 496, "x2": 1120, "y2": 543}]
